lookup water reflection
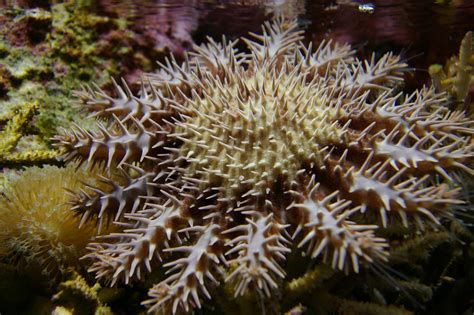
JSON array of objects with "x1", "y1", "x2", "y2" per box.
[{"x1": 2, "y1": 0, "x2": 473, "y2": 86}]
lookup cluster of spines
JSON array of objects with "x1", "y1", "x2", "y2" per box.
[
  {"x1": 53, "y1": 18, "x2": 474, "y2": 314},
  {"x1": 243, "y1": 18, "x2": 304, "y2": 67},
  {"x1": 225, "y1": 212, "x2": 290, "y2": 297},
  {"x1": 75, "y1": 77, "x2": 172, "y2": 122},
  {"x1": 85, "y1": 201, "x2": 185, "y2": 285},
  {"x1": 324, "y1": 150, "x2": 461, "y2": 227},
  {"x1": 190, "y1": 35, "x2": 245, "y2": 78},
  {"x1": 296, "y1": 39, "x2": 354, "y2": 75},
  {"x1": 144, "y1": 224, "x2": 224, "y2": 314},
  {"x1": 147, "y1": 54, "x2": 196, "y2": 95},
  {"x1": 289, "y1": 182, "x2": 389, "y2": 272},
  {"x1": 66, "y1": 165, "x2": 157, "y2": 231},
  {"x1": 56, "y1": 112, "x2": 169, "y2": 167}
]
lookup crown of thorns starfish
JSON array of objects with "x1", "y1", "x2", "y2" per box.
[{"x1": 55, "y1": 18, "x2": 473, "y2": 314}]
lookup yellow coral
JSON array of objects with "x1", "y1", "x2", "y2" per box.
[
  {"x1": 429, "y1": 31, "x2": 474, "y2": 113},
  {"x1": 0, "y1": 102, "x2": 60, "y2": 166},
  {"x1": 0, "y1": 164, "x2": 106, "y2": 278},
  {"x1": 0, "y1": 102, "x2": 38, "y2": 153},
  {"x1": 52, "y1": 271, "x2": 115, "y2": 315}
]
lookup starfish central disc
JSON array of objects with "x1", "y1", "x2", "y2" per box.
[{"x1": 176, "y1": 67, "x2": 346, "y2": 198}]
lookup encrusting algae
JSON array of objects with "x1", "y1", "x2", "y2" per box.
[
  {"x1": 51, "y1": 18, "x2": 473, "y2": 314},
  {"x1": 0, "y1": 2, "x2": 183, "y2": 170}
]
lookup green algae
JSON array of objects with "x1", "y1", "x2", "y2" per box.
[{"x1": 0, "y1": 2, "x2": 157, "y2": 168}]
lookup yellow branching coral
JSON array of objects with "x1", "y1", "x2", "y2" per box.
[
  {"x1": 0, "y1": 102, "x2": 60, "y2": 166},
  {"x1": 0, "y1": 164, "x2": 106, "y2": 278},
  {"x1": 0, "y1": 102, "x2": 38, "y2": 153},
  {"x1": 54, "y1": 19, "x2": 473, "y2": 314},
  {"x1": 52, "y1": 271, "x2": 114, "y2": 315},
  {"x1": 429, "y1": 31, "x2": 474, "y2": 113}
]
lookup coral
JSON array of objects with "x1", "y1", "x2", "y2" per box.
[
  {"x1": 284, "y1": 264, "x2": 336, "y2": 302},
  {"x1": 429, "y1": 31, "x2": 474, "y2": 114},
  {"x1": 55, "y1": 19, "x2": 473, "y2": 314},
  {"x1": 0, "y1": 101, "x2": 60, "y2": 167},
  {"x1": 0, "y1": 164, "x2": 109, "y2": 279},
  {"x1": 51, "y1": 271, "x2": 114, "y2": 315},
  {"x1": 325, "y1": 293, "x2": 412, "y2": 315}
]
